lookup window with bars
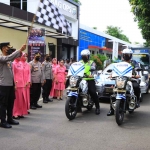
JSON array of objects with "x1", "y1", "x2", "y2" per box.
[{"x1": 10, "y1": 0, "x2": 27, "y2": 11}]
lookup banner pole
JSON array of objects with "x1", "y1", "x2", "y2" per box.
[{"x1": 25, "y1": 0, "x2": 41, "y2": 45}]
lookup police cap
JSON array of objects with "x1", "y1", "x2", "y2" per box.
[
  {"x1": 0, "y1": 42, "x2": 12, "y2": 50},
  {"x1": 34, "y1": 52, "x2": 41, "y2": 57}
]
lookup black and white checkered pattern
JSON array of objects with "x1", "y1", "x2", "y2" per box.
[{"x1": 36, "y1": 0, "x2": 72, "y2": 36}]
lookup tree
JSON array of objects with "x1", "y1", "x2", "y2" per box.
[
  {"x1": 93, "y1": 27, "x2": 97, "y2": 30},
  {"x1": 129, "y1": 0, "x2": 150, "y2": 46},
  {"x1": 104, "y1": 26, "x2": 131, "y2": 43},
  {"x1": 72, "y1": 0, "x2": 81, "y2": 5}
]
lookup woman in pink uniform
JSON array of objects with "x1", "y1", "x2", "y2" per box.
[
  {"x1": 20, "y1": 53, "x2": 31, "y2": 114},
  {"x1": 13, "y1": 57, "x2": 27, "y2": 119},
  {"x1": 55, "y1": 59, "x2": 66, "y2": 100},
  {"x1": 50, "y1": 58, "x2": 58, "y2": 98}
]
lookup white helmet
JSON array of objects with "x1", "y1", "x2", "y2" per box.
[
  {"x1": 122, "y1": 48, "x2": 133, "y2": 54},
  {"x1": 81, "y1": 49, "x2": 90, "y2": 56},
  {"x1": 122, "y1": 48, "x2": 133, "y2": 61}
]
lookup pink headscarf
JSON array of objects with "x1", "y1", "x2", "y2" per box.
[
  {"x1": 52, "y1": 58, "x2": 57, "y2": 64},
  {"x1": 21, "y1": 53, "x2": 28, "y2": 62}
]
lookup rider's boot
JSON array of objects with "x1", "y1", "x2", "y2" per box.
[{"x1": 107, "y1": 105, "x2": 114, "y2": 116}]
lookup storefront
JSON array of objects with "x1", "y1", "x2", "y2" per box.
[{"x1": 0, "y1": 0, "x2": 79, "y2": 61}]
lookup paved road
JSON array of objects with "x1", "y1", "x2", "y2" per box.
[{"x1": 1, "y1": 93, "x2": 150, "y2": 150}]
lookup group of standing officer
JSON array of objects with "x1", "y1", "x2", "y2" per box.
[{"x1": 30, "y1": 53, "x2": 53, "y2": 109}]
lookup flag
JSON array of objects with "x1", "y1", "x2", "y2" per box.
[{"x1": 36, "y1": 0, "x2": 72, "y2": 36}]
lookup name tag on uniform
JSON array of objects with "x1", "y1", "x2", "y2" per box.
[
  {"x1": 7, "y1": 62, "x2": 11, "y2": 68},
  {"x1": 33, "y1": 66, "x2": 39, "y2": 71}
]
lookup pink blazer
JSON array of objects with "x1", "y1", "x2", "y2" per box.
[
  {"x1": 13, "y1": 60, "x2": 25, "y2": 88},
  {"x1": 21, "y1": 61, "x2": 31, "y2": 87}
]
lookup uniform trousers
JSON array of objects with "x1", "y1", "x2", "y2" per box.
[
  {"x1": 30, "y1": 83, "x2": 41, "y2": 106},
  {"x1": 132, "y1": 81, "x2": 140, "y2": 100},
  {"x1": 0, "y1": 86, "x2": 15, "y2": 123},
  {"x1": 87, "y1": 80, "x2": 100, "y2": 109},
  {"x1": 42, "y1": 79, "x2": 52, "y2": 99}
]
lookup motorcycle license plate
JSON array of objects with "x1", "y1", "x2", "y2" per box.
[{"x1": 105, "y1": 88, "x2": 113, "y2": 93}]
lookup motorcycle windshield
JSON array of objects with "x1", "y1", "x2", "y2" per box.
[
  {"x1": 112, "y1": 62, "x2": 133, "y2": 77},
  {"x1": 68, "y1": 62, "x2": 85, "y2": 77}
]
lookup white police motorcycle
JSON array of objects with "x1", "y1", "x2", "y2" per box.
[
  {"x1": 65, "y1": 62, "x2": 94, "y2": 120},
  {"x1": 109, "y1": 62, "x2": 141, "y2": 125}
]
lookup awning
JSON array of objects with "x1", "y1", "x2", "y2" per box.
[{"x1": 88, "y1": 45, "x2": 122, "y2": 54}]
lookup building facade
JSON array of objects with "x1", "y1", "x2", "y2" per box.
[
  {"x1": 78, "y1": 24, "x2": 135, "y2": 61},
  {"x1": 0, "y1": 0, "x2": 79, "y2": 61}
]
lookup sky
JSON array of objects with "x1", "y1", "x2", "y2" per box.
[{"x1": 79, "y1": 0, "x2": 145, "y2": 44}]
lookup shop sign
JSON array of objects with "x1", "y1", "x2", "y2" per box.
[{"x1": 50, "y1": 0, "x2": 77, "y2": 19}]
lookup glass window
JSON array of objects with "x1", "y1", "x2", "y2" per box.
[
  {"x1": 10, "y1": 0, "x2": 27, "y2": 11},
  {"x1": 132, "y1": 54, "x2": 149, "y2": 65},
  {"x1": 22, "y1": 0, "x2": 27, "y2": 11},
  {"x1": 10, "y1": 0, "x2": 21, "y2": 9}
]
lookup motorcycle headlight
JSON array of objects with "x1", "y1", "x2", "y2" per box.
[
  {"x1": 116, "y1": 77, "x2": 126, "y2": 89},
  {"x1": 69, "y1": 76, "x2": 79, "y2": 87}
]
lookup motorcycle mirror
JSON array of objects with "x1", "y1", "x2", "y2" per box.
[{"x1": 135, "y1": 68, "x2": 142, "y2": 72}]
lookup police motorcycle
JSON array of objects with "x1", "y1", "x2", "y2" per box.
[
  {"x1": 109, "y1": 62, "x2": 142, "y2": 125},
  {"x1": 65, "y1": 62, "x2": 94, "y2": 120}
]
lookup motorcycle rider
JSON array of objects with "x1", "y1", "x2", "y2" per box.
[
  {"x1": 80, "y1": 49, "x2": 100, "y2": 115},
  {"x1": 107, "y1": 48, "x2": 141, "y2": 116}
]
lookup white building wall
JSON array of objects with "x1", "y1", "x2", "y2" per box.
[
  {"x1": 1, "y1": 0, "x2": 10, "y2": 5},
  {"x1": 27, "y1": 0, "x2": 78, "y2": 40}
]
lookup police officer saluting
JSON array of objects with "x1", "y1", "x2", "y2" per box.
[
  {"x1": 0, "y1": 42, "x2": 26, "y2": 128},
  {"x1": 42, "y1": 54, "x2": 53, "y2": 103},
  {"x1": 30, "y1": 52, "x2": 42, "y2": 109}
]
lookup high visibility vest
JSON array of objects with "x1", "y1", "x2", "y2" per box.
[{"x1": 80, "y1": 60, "x2": 94, "y2": 80}]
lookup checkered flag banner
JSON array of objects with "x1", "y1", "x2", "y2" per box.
[{"x1": 36, "y1": 0, "x2": 72, "y2": 36}]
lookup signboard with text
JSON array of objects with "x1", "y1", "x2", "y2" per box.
[{"x1": 28, "y1": 28, "x2": 46, "y2": 62}]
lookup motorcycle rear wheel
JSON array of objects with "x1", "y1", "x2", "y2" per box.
[
  {"x1": 65, "y1": 97, "x2": 77, "y2": 120},
  {"x1": 115, "y1": 100, "x2": 124, "y2": 126}
]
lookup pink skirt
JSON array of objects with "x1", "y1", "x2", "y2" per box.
[
  {"x1": 55, "y1": 82, "x2": 65, "y2": 90},
  {"x1": 50, "y1": 81, "x2": 57, "y2": 97}
]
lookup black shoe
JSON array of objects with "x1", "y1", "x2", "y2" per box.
[
  {"x1": 77, "y1": 107, "x2": 82, "y2": 113},
  {"x1": 13, "y1": 116, "x2": 20, "y2": 120},
  {"x1": 7, "y1": 119, "x2": 19, "y2": 125},
  {"x1": 30, "y1": 105, "x2": 37, "y2": 109},
  {"x1": 136, "y1": 101, "x2": 140, "y2": 108},
  {"x1": 95, "y1": 108, "x2": 100, "y2": 115},
  {"x1": 18, "y1": 116, "x2": 25, "y2": 118},
  {"x1": 107, "y1": 110, "x2": 114, "y2": 116},
  {"x1": 47, "y1": 98, "x2": 53, "y2": 102},
  {"x1": 28, "y1": 111, "x2": 30, "y2": 114},
  {"x1": 35, "y1": 104, "x2": 42, "y2": 108},
  {"x1": 43, "y1": 98, "x2": 48, "y2": 103},
  {"x1": 53, "y1": 97, "x2": 57, "y2": 99},
  {"x1": 0, "y1": 122, "x2": 12, "y2": 128}
]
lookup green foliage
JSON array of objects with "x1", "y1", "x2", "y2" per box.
[
  {"x1": 90, "y1": 54, "x2": 108, "y2": 70},
  {"x1": 72, "y1": 0, "x2": 81, "y2": 5},
  {"x1": 93, "y1": 27, "x2": 97, "y2": 30},
  {"x1": 129, "y1": 0, "x2": 150, "y2": 45},
  {"x1": 104, "y1": 26, "x2": 131, "y2": 43}
]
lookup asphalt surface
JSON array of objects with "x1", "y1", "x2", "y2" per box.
[{"x1": 0, "y1": 92, "x2": 150, "y2": 150}]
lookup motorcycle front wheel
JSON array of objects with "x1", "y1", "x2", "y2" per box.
[
  {"x1": 115, "y1": 100, "x2": 124, "y2": 126},
  {"x1": 65, "y1": 97, "x2": 77, "y2": 120}
]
